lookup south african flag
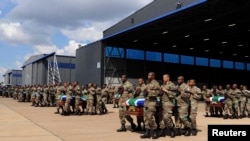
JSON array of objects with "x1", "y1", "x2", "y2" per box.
[
  {"x1": 125, "y1": 98, "x2": 145, "y2": 107},
  {"x1": 207, "y1": 96, "x2": 224, "y2": 103}
]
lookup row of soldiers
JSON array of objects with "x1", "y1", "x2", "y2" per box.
[
  {"x1": 1, "y1": 82, "x2": 122, "y2": 115},
  {"x1": 115, "y1": 72, "x2": 202, "y2": 139},
  {"x1": 202, "y1": 84, "x2": 250, "y2": 119}
]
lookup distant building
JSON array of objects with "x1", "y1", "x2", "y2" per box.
[
  {"x1": 3, "y1": 69, "x2": 22, "y2": 86},
  {"x1": 21, "y1": 52, "x2": 76, "y2": 86}
]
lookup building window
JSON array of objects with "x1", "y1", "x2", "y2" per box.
[
  {"x1": 126, "y1": 49, "x2": 144, "y2": 60},
  {"x1": 164, "y1": 53, "x2": 179, "y2": 63},
  {"x1": 235, "y1": 62, "x2": 244, "y2": 70},
  {"x1": 146, "y1": 51, "x2": 162, "y2": 62},
  {"x1": 247, "y1": 63, "x2": 250, "y2": 71},
  {"x1": 180, "y1": 55, "x2": 194, "y2": 65},
  {"x1": 12, "y1": 74, "x2": 22, "y2": 77},
  {"x1": 105, "y1": 46, "x2": 124, "y2": 58},
  {"x1": 196, "y1": 57, "x2": 208, "y2": 66},
  {"x1": 210, "y1": 59, "x2": 221, "y2": 68},
  {"x1": 223, "y1": 60, "x2": 234, "y2": 69}
]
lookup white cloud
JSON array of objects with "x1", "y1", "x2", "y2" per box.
[
  {"x1": 61, "y1": 26, "x2": 102, "y2": 43},
  {"x1": 0, "y1": 22, "x2": 30, "y2": 44},
  {"x1": 15, "y1": 60, "x2": 22, "y2": 68},
  {"x1": 0, "y1": 66, "x2": 7, "y2": 82},
  {"x1": 56, "y1": 40, "x2": 84, "y2": 56}
]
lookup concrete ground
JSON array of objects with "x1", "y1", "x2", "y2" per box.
[{"x1": 0, "y1": 97, "x2": 249, "y2": 141}]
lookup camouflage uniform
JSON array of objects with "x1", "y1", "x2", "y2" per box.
[
  {"x1": 74, "y1": 85, "x2": 82, "y2": 114},
  {"x1": 202, "y1": 88, "x2": 212, "y2": 116},
  {"x1": 223, "y1": 88, "x2": 233, "y2": 119},
  {"x1": 116, "y1": 80, "x2": 136, "y2": 132},
  {"x1": 188, "y1": 86, "x2": 202, "y2": 135},
  {"x1": 230, "y1": 88, "x2": 241, "y2": 118},
  {"x1": 64, "y1": 84, "x2": 73, "y2": 115},
  {"x1": 54, "y1": 84, "x2": 65, "y2": 114},
  {"x1": 239, "y1": 89, "x2": 247, "y2": 118},
  {"x1": 86, "y1": 87, "x2": 95, "y2": 115},
  {"x1": 159, "y1": 81, "x2": 177, "y2": 137},
  {"x1": 134, "y1": 83, "x2": 146, "y2": 131},
  {"x1": 243, "y1": 89, "x2": 250, "y2": 118},
  {"x1": 176, "y1": 83, "x2": 192, "y2": 136},
  {"x1": 141, "y1": 79, "x2": 160, "y2": 138}
]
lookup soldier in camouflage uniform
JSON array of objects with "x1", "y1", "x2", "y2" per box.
[
  {"x1": 26, "y1": 85, "x2": 32, "y2": 102},
  {"x1": 175, "y1": 76, "x2": 192, "y2": 136},
  {"x1": 202, "y1": 85, "x2": 212, "y2": 117},
  {"x1": 186, "y1": 79, "x2": 202, "y2": 136},
  {"x1": 116, "y1": 75, "x2": 136, "y2": 132},
  {"x1": 133, "y1": 78, "x2": 146, "y2": 131},
  {"x1": 62, "y1": 82, "x2": 73, "y2": 115},
  {"x1": 243, "y1": 86, "x2": 250, "y2": 118},
  {"x1": 158, "y1": 74, "x2": 177, "y2": 138},
  {"x1": 73, "y1": 81, "x2": 81, "y2": 115},
  {"x1": 140, "y1": 72, "x2": 160, "y2": 139},
  {"x1": 86, "y1": 83, "x2": 95, "y2": 115},
  {"x1": 35, "y1": 84, "x2": 43, "y2": 107},
  {"x1": 239, "y1": 85, "x2": 247, "y2": 118},
  {"x1": 229, "y1": 84, "x2": 241, "y2": 119},
  {"x1": 43, "y1": 85, "x2": 49, "y2": 106},
  {"x1": 54, "y1": 83, "x2": 64, "y2": 114},
  {"x1": 13, "y1": 86, "x2": 18, "y2": 100},
  {"x1": 94, "y1": 84, "x2": 102, "y2": 114},
  {"x1": 223, "y1": 84, "x2": 233, "y2": 119}
]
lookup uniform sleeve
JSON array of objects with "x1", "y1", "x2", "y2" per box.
[
  {"x1": 167, "y1": 83, "x2": 177, "y2": 98},
  {"x1": 193, "y1": 88, "x2": 202, "y2": 100},
  {"x1": 243, "y1": 90, "x2": 250, "y2": 98}
]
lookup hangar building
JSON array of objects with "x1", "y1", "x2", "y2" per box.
[
  {"x1": 22, "y1": 52, "x2": 76, "y2": 86},
  {"x1": 3, "y1": 69, "x2": 22, "y2": 86},
  {"x1": 76, "y1": 0, "x2": 250, "y2": 87}
]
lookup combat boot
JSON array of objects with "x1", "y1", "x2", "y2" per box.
[
  {"x1": 191, "y1": 128, "x2": 198, "y2": 136},
  {"x1": 152, "y1": 129, "x2": 158, "y2": 139},
  {"x1": 170, "y1": 128, "x2": 175, "y2": 138},
  {"x1": 223, "y1": 114, "x2": 229, "y2": 119},
  {"x1": 175, "y1": 128, "x2": 182, "y2": 136},
  {"x1": 130, "y1": 122, "x2": 137, "y2": 132},
  {"x1": 184, "y1": 128, "x2": 191, "y2": 136},
  {"x1": 140, "y1": 129, "x2": 151, "y2": 138},
  {"x1": 205, "y1": 112, "x2": 209, "y2": 117},
  {"x1": 135, "y1": 124, "x2": 142, "y2": 131},
  {"x1": 117, "y1": 124, "x2": 126, "y2": 132},
  {"x1": 159, "y1": 128, "x2": 166, "y2": 137},
  {"x1": 54, "y1": 108, "x2": 60, "y2": 114}
]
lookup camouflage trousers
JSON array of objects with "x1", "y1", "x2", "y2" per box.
[
  {"x1": 223, "y1": 99, "x2": 233, "y2": 115},
  {"x1": 204, "y1": 101, "x2": 211, "y2": 113},
  {"x1": 159, "y1": 101, "x2": 174, "y2": 129},
  {"x1": 86, "y1": 99, "x2": 94, "y2": 113},
  {"x1": 119, "y1": 106, "x2": 133, "y2": 125},
  {"x1": 178, "y1": 104, "x2": 191, "y2": 129},
  {"x1": 144, "y1": 101, "x2": 158, "y2": 130},
  {"x1": 189, "y1": 104, "x2": 198, "y2": 129},
  {"x1": 239, "y1": 100, "x2": 246, "y2": 116},
  {"x1": 246, "y1": 102, "x2": 250, "y2": 115},
  {"x1": 232, "y1": 99, "x2": 239, "y2": 115},
  {"x1": 75, "y1": 95, "x2": 82, "y2": 111}
]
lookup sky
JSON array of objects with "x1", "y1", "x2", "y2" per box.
[{"x1": 0, "y1": 0, "x2": 153, "y2": 82}]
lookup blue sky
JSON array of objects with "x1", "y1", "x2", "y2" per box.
[{"x1": 0, "y1": 0, "x2": 153, "y2": 82}]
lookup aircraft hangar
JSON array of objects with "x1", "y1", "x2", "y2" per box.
[{"x1": 76, "y1": 0, "x2": 250, "y2": 87}]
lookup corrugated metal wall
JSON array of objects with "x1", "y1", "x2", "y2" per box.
[
  {"x1": 22, "y1": 55, "x2": 76, "y2": 86},
  {"x1": 76, "y1": 41, "x2": 103, "y2": 86}
]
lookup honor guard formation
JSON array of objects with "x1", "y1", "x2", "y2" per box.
[{"x1": 1, "y1": 72, "x2": 250, "y2": 139}]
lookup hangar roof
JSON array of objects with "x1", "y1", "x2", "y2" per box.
[{"x1": 103, "y1": 0, "x2": 250, "y2": 63}]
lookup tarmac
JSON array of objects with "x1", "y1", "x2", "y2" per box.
[{"x1": 0, "y1": 97, "x2": 249, "y2": 141}]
